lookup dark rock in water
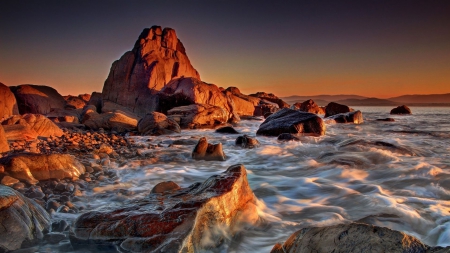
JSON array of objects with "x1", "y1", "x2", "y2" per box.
[
  {"x1": 192, "y1": 137, "x2": 225, "y2": 161},
  {"x1": 168, "y1": 104, "x2": 228, "y2": 129},
  {"x1": 390, "y1": 105, "x2": 412, "y2": 115},
  {"x1": 270, "y1": 222, "x2": 448, "y2": 253},
  {"x1": 0, "y1": 185, "x2": 51, "y2": 252},
  {"x1": 151, "y1": 181, "x2": 180, "y2": 194},
  {"x1": 325, "y1": 110, "x2": 364, "y2": 124},
  {"x1": 277, "y1": 133, "x2": 301, "y2": 141},
  {"x1": 256, "y1": 108, "x2": 325, "y2": 136},
  {"x1": 324, "y1": 102, "x2": 352, "y2": 117},
  {"x1": 235, "y1": 135, "x2": 260, "y2": 148},
  {"x1": 377, "y1": 118, "x2": 395, "y2": 122},
  {"x1": 70, "y1": 164, "x2": 259, "y2": 253},
  {"x1": 215, "y1": 126, "x2": 239, "y2": 134},
  {"x1": 138, "y1": 112, "x2": 180, "y2": 136}
]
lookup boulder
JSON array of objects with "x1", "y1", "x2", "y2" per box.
[
  {"x1": 224, "y1": 88, "x2": 258, "y2": 116},
  {"x1": 64, "y1": 95, "x2": 87, "y2": 109},
  {"x1": 249, "y1": 92, "x2": 289, "y2": 109},
  {"x1": 151, "y1": 181, "x2": 180, "y2": 194},
  {"x1": 87, "y1": 92, "x2": 102, "y2": 113},
  {"x1": 235, "y1": 135, "x2": 260, "y2": 148},
  {"x1": 10, "y1": 84, "x2": 65, "y2": 115},
  {"x1": 82, "y1": 109, "x2": 139, "y2": 132},
  {"x1": 0, "y1": 185, "x2": 51, "y2": 252},
  {"x1": 256, "y1": 108, "x2": 326, "y2": 136},
  {"x1": 270, "y1": 223, "x2": 448, "y2": 253},
  {"x1": 192, "y1": 137, "x2": 226, "y2": 161},
  {"x1": 0, "y1": 153, "x2": 85, "y2": 185},
  {"x1": 215, "y1": 126, "x2": 239, "y2": 134},
  {"x1": 0, "y1": 126, "x2": 9, "y2": 153},
  {"x1": 167, "y1": 104, "x2": 228, "y2": 129},
  {"x1": 102, "y1": 26, "x2": 200, "y2": 116},
  {"x1": 1, "y1": 125, "x2": 38, "y2": 141},
  {"x1": 2, "y1": 114, "x2": 63, "y2": 138},
  {"x1": 324, "y1": 102, "x2": 353, "y2": 117},
  {"x1": 296, "y1": 99, "x2": 325, "y2": 114},
  {"x1": 46, "y1": 108, "x2": 82, "y2": 124},
  {"x1": 390, "y1": 105, "x2": 412, "y2": 115},
  {"x1": 71, "y1": 164, "x2": 258, "y2": 253},
  {"x1": 138, "y1": 112, "x2": 180, "y2": 135},
  {"x1": 325, "y1": 110, "x2": 364, "y2": 124},
  {"x1": 254, "y1": 100, "x2": 280, "y2": 117},
  {"x1": 0, "y1": 82, "x2": 19, "y2": 121}
]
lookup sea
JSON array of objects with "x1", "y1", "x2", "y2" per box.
[{"x1": 47, "y1": 106, "x2": 450, "y2": 252}]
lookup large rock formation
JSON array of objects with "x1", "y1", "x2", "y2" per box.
[
  {"x1": 10, "y1": 84, "x2": 65, "y2": 115},
  {"x1": 137, "y1": 112, "x2": 180, "y2": 135},
  {"x1": 102, "y1": 26, "x2": 200, "y2": 116},
  {"x1": 0, "y1": 185, "x2": 51, "y2": 252},
  {"x1": 81, "y1": 106, "x2": 139, "y2": 132},
  {"x1": 71, "y1": 164, "x2": 259, "y2": 252},
  {"x1": 2, "y1": 114, "x2": 63, "y2": 139},
  {"x1": 270, "y1": 223, "x2": 448, "y2": 253},
  {"x1": 167, "y1": 104, "x2": 228, "y2": 129},
  {"x1": 0, "y1": 82, "x2": 19, "y2": 121}
]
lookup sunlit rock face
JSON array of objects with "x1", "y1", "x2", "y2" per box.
[
  {"x1": 0, "y1": 185, "x2": 50, "y2": 252},
  {"x1": 0, "y1": 153, "x2": 85, "y2": 185},
  {"x1": 102, "y1": 26, "x2": 200, "y2": 116},
  {"x1": 71, "y1": 164, "x2": 259, "y2": 253},
  {"x1": 10, "y1": 84, "x2": 65, "y2": 115},
  {"x1": 2, "y1": 114, "x2": 64, "y2": 139},
  {"x1": 167, "y1": 104, "x2": 229, "y2": 129},
  {"x1": 270, "y1": 223, "x2": 449, "y2": 253},
  {"x1": 325, "y1": 110, "x2": 364, "y2": 124},
  {"x1": 0, "y1": 82, "x2": 19, "y2": 121}
]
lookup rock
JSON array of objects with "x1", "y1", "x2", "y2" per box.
[
  {"x1": 151, "y1": 181, "x2": 180, "y2": 194},
  {"x1": 46, "y1": 108, "x2": 82, "y2": 124},
  {"x1": 0, "y1": 82, "x2": 19, "y2": 121},
  {"x1": 2, "y1": 114, "x2": 63, "y2": 138},
  {"x1": 1, "y1": 176, "x2": 19, "y2": 186},
  {"x1": 0, "y1": 126, "x2": 9, "y2": 153},
  {"x1": 254, "y1": 100, "x2": 280, "y2": 117},
  {"x1": 256, "y1": 108, "x2": 326, "y2": 136},
  {"x1": 138, "y1": 112, "x2": 180, "y2": 135},
  {"x1": 0, "y1": 153, "x2": 85, "y2": 185},
  {"x1": 215, "y1": 126, "x2": 239, "y2": 134},
  {"x1": 390, "y1": 105, "x2": 412, "y2": 115},
  {"x1": 223, "y1": 88, "x2": 258, "y2": 117},
  {"x1": 82, "y1": 110, "x2": 139, "y2": 132},
  {"x1": 71, "y1": 164, "x2": 259, "y2": 253},
  {"x1": 325, "y1": 110, "x2": 364, "y2": 124},
  {"x1": 235, "y1": 135, "x2": 260, "y2": 148},
  {"x1": 296, "y1": 99, "x2": 325, "y2": 114},
  {"x1": 324, "y1": 102, "x2": 353, "y2": 117},
  {"x1": 192, "y1": 137, "x2": 226, "y2": 161},
  {"x1": 102, "y1": 26, "x2": 200, "y2": 116},
  {"x1": 270, "y1": 222, "x2": 448, "y2": 253},
  {"x1": 1, "y1": 124, "x2": 38, "y2": 141},
  {"x1": 87, "y1": 92, "x2": 102, "y2": 112},
  {"x1": 377, "y1": 118, "x2": 395, "y2": 122},
  {"x1": 0, "y1": 185, "x2": 50, "y2": 252},
  {"x1": 168, "y1": 104, "x2": 228, "y2": 129},
  {"x1": 64, "y1": 95, "x2": 87, "y2": 109},
  {"x1": 10, "y1": 84, "x2": 65, "y2": 115},
  {"x1": 277, "y1": 133, "x2": 301, "y2": 141},
  {"x1": 249, "y1": 92, "x2": 289, "y2": 109}
]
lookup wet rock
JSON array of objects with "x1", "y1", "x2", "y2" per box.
[
  {"x1": 324, "y1": 102, "x2": 353, "y2": 117},
  {"x1": 235, "y1": 135, "x2": 260, "y2": 148},
  {"x1": 192, "y1": 137, "x2": 226, "y2": 161},
  {"x1": 277, "y1": 133, "x2": 301, "y2": 141},
  {"x1": 0, "y1": 185, "x2": 51, "y2": 252},
  {"x1": 0, "y1": 153, "x2": 85, "y2": 184},
  {"x1": 138, "y1": 112, "x2": 181, "y2": 135},
  {"x1": 256, "y1": 108, "x2": 326, "y2": 136},
  {"x1": 51, "y1": 219, "x2": 69, "y2": 233},
  {"x1": 1, "y1": 176, "x2": 20, "y2": 186},
  {"x1": 377, "y1": 118, "x2": 395, "y2": 122},
  {"x1": 270, "y1": 222, "x2": 448, "y2": 253},
  {"x1": 294, "y1": 99, "x2": 325, "y2": 114},
  {"x1": 44, "y1": 232, "x2": 67, "y2": 244},
  {"x1": 168, "y1": 104, "x2": 228, "y2": 129},
  {"x1": 390, "y1": 105, "x2": 412, "y2": 115},
  {"x1": 325, "y1": 110, "x2": 364, "y2": 124},
  {"x1": 10, "y1": 84, "x2": 65, "y2": 115},
  {"x1": 0, "y1": 82, "x2": 19, "y2": 121},
  {"x1": 71, "y1": 164, "x2": 259, "y2": 253},
  {"x1": 151, "y1": 181, "x2": 181, "y2": 194},
  {"x1": 215, "y1": 126, "x2": 239, "y2": 134},
  {"x1": 0, "y1": 126, "x2": 9, "y2": 153}
]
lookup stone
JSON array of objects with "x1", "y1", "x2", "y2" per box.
[
  {"x1": 270, "y1": 222, "x2": 448, "y2": 253},
  {"x1": 46, "y1": 108, "x2": 82, "y2": 124},
  {"x1": 324, "y1": 102, "x2": 353, "y2": 117},
  {"x1": 87, "y1": 92, "x2": 102, "y2": 112},
  {"x1": 102, "y1": 26, "x2": 200, "y2": 116},
  {"x1": 390, "y1": 105, "x2": 412, "y2": 115},
  {"x1": 64, "y1": 95, "x2": 87, "y2": 109},
  {"x1": 0, "y1": 82, "x2": 19, "y2": 121},
  {"x1": 0, "y1": 185, "x2": 50, "y2": 252},
  {"x1": 325, "y1": 110, "x2": 364, "y2": 124},
  {"x1": 138, "y1": 112, "x2": 181, "y2": 135},
  {"x1": 168, "y1": 104, "x2": 228, "y2": 129},
  {"x1": 1, "y1": 176, "x2": 19, "y2": 186},
  {"x1": 192, "y1": 137, "x2": 226, "y2": 161},
  {"x1": 295, "y1": 99, "x2": 325, "y2": 114},
  {"x1": 1, "y1": 124, "x2": 38, "y2": 141},
  {"x1": 151, "y1": 181, "x2": 181, "y2": 194},
  {"x1": 254, "y1": 100, "x2": 280, "y2": 117},
  {"x1": 70, "y1": 164, "x2": 259, "y2": 253},
  {"x1": 2, "y1": 114, "x2": 63, "y2": 138},
  {"x1": 82, "y1": 110, "x2": 139, "y2": 132},
  {"x1": 256, "y1": 108, "x2": 326, "y2": 136},
  {"x1": 235, "y1": 135, "x2": 260, "y2": 148},
  {"x1": 224, "y1": 88, "x2": 258, "y2": 117},
  {"x1": 249, "y1": 92, "x2": 289, "y2": 109},
  {"x1": 0, "y1": 126, "x2": 9, "y2": 153},
  {"x1": 10, "y1": 84, "x2": 65, "y2": 115},
  {"x1": 0, "y1": 153, "x2": 85, "y2": 185},
  {"x1": 215, "y1": 126, "x2": 239, "y2": 134},
  {"x1": 277, "y1": 133, "x2": 301, "y2": 141}
]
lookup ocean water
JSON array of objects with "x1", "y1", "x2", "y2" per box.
[{"x1": 52, "y1": 107, "x2": 450, "y2": 252}]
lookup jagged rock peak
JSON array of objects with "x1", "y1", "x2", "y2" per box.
[{"x1": 133, "y1": 26, "x2": 186, "y2": 54}]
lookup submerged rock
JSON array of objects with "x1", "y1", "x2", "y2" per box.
[
  {"x1": 215, "y1": 126, "x2": 239, "y2": 134},
  {"x1": 377, "y1": 118, "x2": 395, "y2": 122},
  {"x1": 270, "y1": 223, "x2": 448, "y2": 253},
  {"x1": 71, "y1": 164, "x2": 259, "y2": 252},
  {"x1": 390, "y1": 105, "x2": 412, "y2": 115},
  {"x1": 256, "y1": 108, "x2": 325, "y2": 136},
  {"x1": 325, "y1": 110, "x2": 364, "y2": 124},
  {"x1": 324, "y1": 102, "x2": 353, "y2": 117},
  {"x1": 192, "y1": 137, "x2": 226, "y2": 161},
  {"x1": 138, "y1": 112, "x2": 180, "y2": 136},
  {"x1": 168, "y1": 104, "x2": 228, "y2": 129}
]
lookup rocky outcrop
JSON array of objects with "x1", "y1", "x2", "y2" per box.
[
  {"x1": 192, "y1": 137, "x2": 226, "y2": 161},
  {"x1": 235, "y1": 135, "x2": 260, "y2": 148},
  {"x1": 102, "y1": 26, "x2": 200, "y2": 116},
  {"x1": 71, "y1": 164, "x2": 259, "y2": 252},
  {"x1": 138, "y1": 112, "x2": 180, "y2": 135},
  {"x1": 270, "y1": 223, "x2": 448, "y2": 253},
  {"x1": 82, "y1": 107, "x2": 139, "y2": 132},
  {"x1": 250, "y1": 92, "x2": 289, "y2": 109},
  {"x1": 0, "y1": 82, "x2": 19, "y2": 121},
  {"x1": 10, "y1": 84, "x2": 65, "y2": 115},
  {"x1": 256, "y1": 108, "x2": 326, "y2": 136},
  {"x1": 64, "y1": 95, "x2": 89, "y2": 109},
  {"x1": 325, "y1": 110, "x2": 364, "y2": 124},
  {"x1": 324, "y1": 102, "x2": 353, "y2": 117},
  {"x1": 390, "y1": 105, "x2": 412, "y2": 115},
  {"x1": 295, "y1": 99, "x2": 325, "y2": 114},
  {"x1": 167, "y1": 104, "x2": 228, "y2": 129},
  {"x1": 2, "y1": 114, "x2": 63, "y2": 139},
  {"x1": 0, "y1": 153, "x2": 85, "y2": 184},
  {"x1": 0, "y1": 185, "x2": 50, "y2": 252},
  {"x1": 0, "y1": 126, "x2": 9, "y2": 153}
]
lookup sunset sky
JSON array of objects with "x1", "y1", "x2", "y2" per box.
[{"x1": 1, "y1": 0, "x2": 449, "y2": 98}]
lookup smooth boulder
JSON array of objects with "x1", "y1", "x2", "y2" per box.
[
  {"x1": 324, "y1": 102, "x2": 352, "y2": 117},
  {"x1": 2, "y1": 114, "x2": 63, "y2": 139},
  {"x1": 168, "y1": 104, "x2": 228, "y2": 129},
  {"x1": 390, "y1": 105, "x2": 412, "y2": 115},
  {"x1": 325, "y1": 110, "x2": 364, "y2": 124},
  {"x1": 0, "y1": 82, "x2": 19, "y2": 121},
  {"x1": 10, "y1": 84, "x2": 65, "y2": 115},
  {"x1": 82, "y1": 109, "x2": 139, "y2": 132},
  {"x1": 192, "y1": 137, "x2": 226, "y2": 161},
  {"x1": 256, "y1": 108, "x2": 326, "y2": 136},
  {"x1": 138, "y1": 112, "x2": 180, "y2": 135}
]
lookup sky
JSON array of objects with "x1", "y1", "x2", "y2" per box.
[{"x1": 0, "y1": 0, "x2": 449, "y2": 98}]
